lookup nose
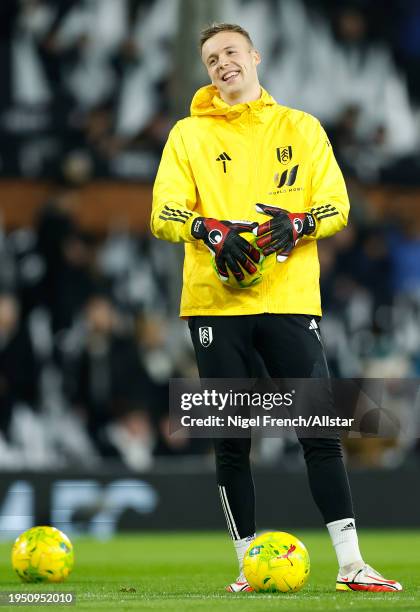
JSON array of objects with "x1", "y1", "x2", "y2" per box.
[{"x1": 218, "y1": 55, "x2": 230, "y2": 70}]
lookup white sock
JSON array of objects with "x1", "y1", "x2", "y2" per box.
[
  {"x1": 326, "y1": 518, "x2": 364, "y2": 573},
  {"x1": 233, "y1": 534, "x2": 256, "y2": 576}
]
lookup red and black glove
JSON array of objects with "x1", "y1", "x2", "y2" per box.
[
  {"x1": 253, "y1": 204, "x2": 316, "y2": 262},
  {"x1": 191, "y1": 217, "x2": 261, "y2": 282}
]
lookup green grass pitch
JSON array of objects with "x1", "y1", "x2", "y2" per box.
[{"x1": 0, "y1": 531, "x2": 419, "y2": 611}]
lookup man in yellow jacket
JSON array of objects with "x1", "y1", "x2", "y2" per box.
[{"x1": 151, "y1": 23, "x2": 401, "y2": 593}]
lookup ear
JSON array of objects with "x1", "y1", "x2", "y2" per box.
[{"x1": 251, "y1": 48, "x2": 261, "y2": 66}]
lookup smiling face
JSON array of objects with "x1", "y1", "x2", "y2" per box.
[{"x1": 201, "y1": 31, "x2": 261, "y2": 105}]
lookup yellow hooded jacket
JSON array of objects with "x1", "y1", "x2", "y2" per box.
[{"x1": 151, "y1": 86, "x2": 349, "y2": 317}]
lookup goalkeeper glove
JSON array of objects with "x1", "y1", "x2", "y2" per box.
[
  {"x1": 191, "y1": 217, "x2": 261, "y2": 282},
  {"x1": 253, "y1": 203, "x2": 315, "y2": 262}
]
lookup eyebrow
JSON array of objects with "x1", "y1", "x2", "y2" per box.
[{"x1": 206, "y1": 46, "x2": 237, "y2": 64}]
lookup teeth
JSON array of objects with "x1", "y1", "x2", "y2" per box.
[{"x1": 223, "y1": 71, "x2": 239, "y2": 81}]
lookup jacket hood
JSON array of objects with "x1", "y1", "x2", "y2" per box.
[{"x1": 190, "y1": 85, "x2": 277, "y2": 119}]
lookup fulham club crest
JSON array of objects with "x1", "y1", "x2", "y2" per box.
[
  {"x1": 277, "y1": 146, "x2": 292, "y2": 165},
  {"x1": 199, "y1": 326, "x2": 213, "y2": 347}
]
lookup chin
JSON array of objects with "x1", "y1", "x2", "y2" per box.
[{"x1": 219, "y1": 84, "x2": 242, "y2": 97}]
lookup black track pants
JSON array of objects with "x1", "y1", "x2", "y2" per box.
[{"x1": 189, "y1": 314, "x2": 354, "y2": 539}]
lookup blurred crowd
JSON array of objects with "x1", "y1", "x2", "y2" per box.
[
  {"x1": 1, "y1": 0, "x2": 420, "y2": 471},
  {"x1": 0, "y1": 180, "x2": 212, "y2": 471},
  {"x1": 0, "y1": 0, "x2": 419, "y2": 181}
]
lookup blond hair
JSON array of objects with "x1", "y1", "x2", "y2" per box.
[{"x1": 199, "y1": 23, "x2": 254, "y2": 52}]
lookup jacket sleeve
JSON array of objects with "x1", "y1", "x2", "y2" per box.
[
  {"x1": 305, "y1": 119, "x2": 350, "y2": 240},
  {"x1": 151, "y1": 123, "x2": 200, "y2": 243}
]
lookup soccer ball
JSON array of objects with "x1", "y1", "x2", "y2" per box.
[
  {"x1": 243, "y1": 531, "x2": 310, "y2": 593},
  {"x1": 211, "y1": 231, "x2": 276, "y2": 289},
  {"x1": 11, "y1": 526, "x2": 74, "y2": 583}
]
